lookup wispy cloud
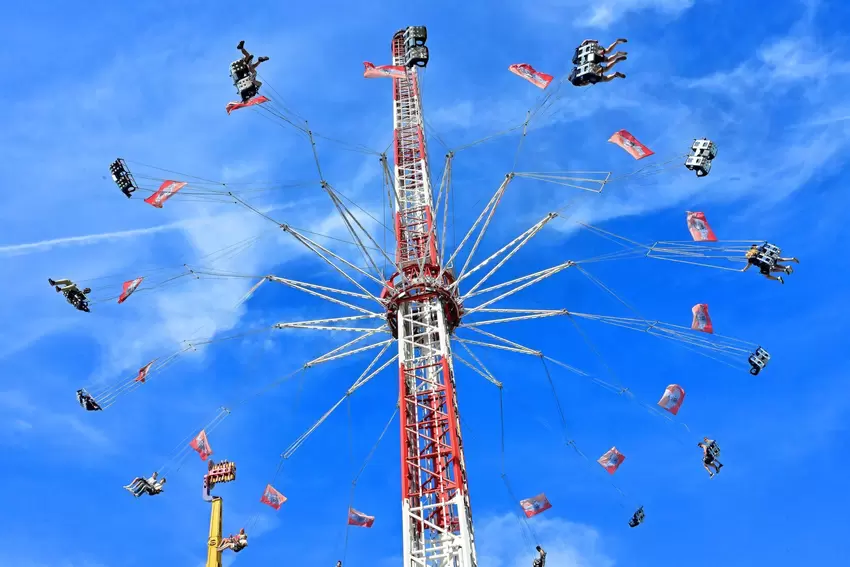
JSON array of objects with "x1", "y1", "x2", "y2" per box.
[
  {"x1": 522, "y1": 0, "x2": 695, "y2": 29},
  {"x1": 0, "y1": 389, "x2": 111, "y2": 450},
  {"x1": 476, "y1": 513, "x2": 615, "y2": 567}
]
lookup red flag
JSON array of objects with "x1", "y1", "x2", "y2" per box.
[
  {"x1": 134, "y1": 360, "x2": 155, "y2": 383},
  {"x1": 686, "y1": 211, "x2": 718, "y2": 242},
  {"x1": 363, "y1": 62, "x2": 406, "y2": 79},
  {"x1": 508, "y1": 63, "x2": 553, "y2": 89},
  {"x1": 144, "y1": 180, "x2": 186, "y2": 208},
  {"x1": 658, "y1": 384, "x2": 686, "y2": 415},
  {"x1": 691, "y1": 303, "x2": 713, "y2": 333},
  {"x1": 347, "y1": 507, "x2": 374, "y2": 527},
  {"x1": 190, "y1": 429, "x2": 213, "y2": 461},
  {"x1": 519, "y1": 493, "x2": 552, "y2": 518},
  {"x1": 117, "y1": 277, "x2": 144, "y2": 304},
  {"x1": 597, "y1": 447, "x2": 626, "y2": 474},
  {"x1": 225, "y1": 95, "x2": 270, "y2": 115},
  {"x1": 608, "y1": 130, "x2": 654, "y2": 160},
  {"x1": 260, "y1": 484, "x2": 287, "y2": 510}
]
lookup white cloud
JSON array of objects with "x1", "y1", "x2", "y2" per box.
[
  {"x1": 476, "y1": 514, "x2": 615, "y2": 567},
  {"x1": 0, "y1": 389, "x2": 111, "y2": 450},
  {"x1": 523, "y1": 0, "x2": 695, "y2": 29}
]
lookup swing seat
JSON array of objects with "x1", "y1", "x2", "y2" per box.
[
  {"x1": 235, "y1": 77, "x2": 258, "y2": 102},
  {"x1": 403, "y1": 26, "x2": 427, "y2": 47},
  {"x1": 230, "y1": 60, "x2": 252, "y2": 83},
  {"x1": 761, "y1": 243, "x2": 781, "y2": 257},
  {"x1": 404, "y1": 45, "x2": 429, "y2": 68},
  {"x1": 574, "y1": 62, "x2": 602, "y2": 85},
  {"x1": 109, "y1": 158, "x2": 137, "y2": 194},
  {"x1": 690, "y1": 138, "x2": 718, "y2": 160},
  {"x1": 748, "y1": 346, "x2": 770, "y2": 375},
  {"x1": 575, "y1": 42, "x2": 604, "y2": 65},
  {"x1": 685, "y1": 155, "x2": 712, "y2": 177}
]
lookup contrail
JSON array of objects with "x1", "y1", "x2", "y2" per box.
[
  {"x1": 0, "y1": 201, "x2": 305, "y2": 257},
  {"x1": 0, "y1": 221, "x2": 188, "y2": 256}
]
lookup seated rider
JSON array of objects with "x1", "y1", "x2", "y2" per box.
[
  {"x1": 628, "y1": 506, "x2": 644, "y2": 527},
  {"x1": 49, "y1": 278, "x2": 87, "y2": 295},
  {"x1": 49, "y1": 278, "x2": 92, "y2": 311},
  {"x1": 568, "y1": 49, "x2": 628, "y2": 87},
  {"x1": 572, "y1": 38, "x2": 628, "y2": 65},
  {"x1": 68, "y1": 289, "x2": 91, "y2": 312},
  {"x1": 742, "y1": 245, "x2": 798, "y2": 284},
  {"x1": 532, "y1": 546, "x2": 546, "y2": 567},
  {"x1": 76, "y1": 389, "x2": 102, "y2": 411},
  {"x1": 218, "y1": 528, "x2": 248, "y2": 552},
  {"x1": 697, "y1": 437, "x2": 723, "y2": 478},
  {"x1": 237, "y1": 41, "x2": 269, "y2": 82},
  {"x1": 125, "y1": 472, "x2": 166, "y2": 497}
]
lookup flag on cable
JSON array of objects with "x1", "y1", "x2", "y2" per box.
[
  {"x1": 658, "y1": 384, "x2": 686, "y2": 415},
  {"x1": 508, "y1": 63, "x2": 554, "y2": 89},
  {"x1": 691, "y1": 303, "x2": 713, "y2": 334},
  {"x1": 347, "y1": 507, "x2": 375, "y2": 527},
  {"x1": 519, "y1": 493, "x2": 553, "y2": 518},
  {"x1": 608, "y1": 130, "x2": 654, "y2": 160},
  {"x1": 597, "y1": 446, "x2": 626, "y2": 474},
  {"x1": 225, "y1": 95, "x2": 270, "y2": 115},
  {"x1": 260, "y1": 484, "x2": 287, "y2": 510},
  {"x1": 686, "y1": 211, "x2": 718, "y2": 242},
  {"x1": 134, "y1": 360, "x2": 155, "y2": 383},
  {"x1": 190, "y1": 429, "x2": 214, "y2": 461},
  {"x1": 144, "y1": 180, "x2": 187, "y2": 208},
  {"x1": 117, "y1": 277, "x2": 144, "y2": 303}
]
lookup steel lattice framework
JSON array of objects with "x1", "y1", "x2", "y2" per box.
[{"x1": 386, "y1": 29, "x2": 477, "y2": 567}]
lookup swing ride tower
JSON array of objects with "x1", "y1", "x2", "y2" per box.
[
  {"x1": 384, "y1": 29, "x2": 477, "y2": 567},
  {"x1": 204, "y1": 460, "x2": 237, "y2": 567}
]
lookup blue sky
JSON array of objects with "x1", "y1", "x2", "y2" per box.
[{"x1": 2, "y1": 0, "x2": 849, "y2": 565}]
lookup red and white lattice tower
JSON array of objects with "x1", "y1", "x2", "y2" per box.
[{"x1": 380, "y1": 29, "x2": 477, "y2": 567}]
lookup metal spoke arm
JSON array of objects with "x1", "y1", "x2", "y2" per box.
[
  {"x1": 455, "y1": 327, "x2": 620, "y2": 392},
  {"x1": 462, "y1": 260, "x2": 575, "y2": 300},
  {"x1": 453, "y1": 340, "x2": 502, "y2": 388},
  {"x1": 275, "y1": 314, "x2": 389, "y2": 333},
  {"x1": 281, "y1": 225, "x2": 386, "y2": 300},
  {"x1": 438, "y1": 174, "x2": 514, "y2": 282},
  {"x1": 462, "y1": 309, "x2": 568, "y2": 327},
  {"x1": 453, "y1": 336, "x2": 540, "y2": 357},
  {"x1": 435, "y1": 152, "x2": 454, "y2": 267},
  {"x1": 452, "y1": 213, "x2": 556, "y2": 295},
  {"x1": 462, "y1": 261, "x2": 575, "y2": 314},
  {"x1": 322, "y1": 180, "x2": 399, "y2": 278},
  {"x1": 282, "y1": 346, "x2": 397, "y2": 459},
  {"x1": 304, "y1": 336, "x2": 394, "y2": 368},
  {"x1": 267, "y1": 276, "x2": 379, "y2": 316}
]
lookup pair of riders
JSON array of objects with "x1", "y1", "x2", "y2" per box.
[
  {"x1": 742, "y1": 244, "x2": 799, "y2": 284},
  {"x1": 218, "y1": 528, "x2": 248, "y2": 552},
  {"x1": 48, "y1": 278, "x2": 91, "y2": 312},
  {"x1": 124, "y1": 472, "x2": 166, "y2": 497},
  {"x1": 76, "y1": 389, "x2": 102, "y2": 411},
  {"x1": 698, "y1": 437, "x2": 724, "y2": 478},
  {"x1": 235, "y1": 41, "x2": 269, "y2": 99},
  {"x1": 569, "y1": 38, "x2": 628, "y2": 86}
]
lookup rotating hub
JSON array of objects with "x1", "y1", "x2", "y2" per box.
[{"x1": 381, "y1": 270, "x2": 463, "y2": 338}]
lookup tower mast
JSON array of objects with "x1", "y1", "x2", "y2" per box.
[{"x1": 385, "y1": 28, "x2": 477, "y2": 567}]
